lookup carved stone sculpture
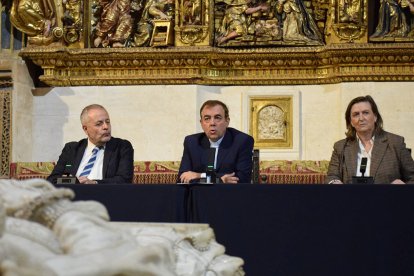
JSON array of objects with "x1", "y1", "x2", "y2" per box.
[
  {"x1": 258, "y1": 105, "x2": 286, "y2": 140},
  {"x1": 0, "y1": 178, "x2": 245, "y2": 275}
]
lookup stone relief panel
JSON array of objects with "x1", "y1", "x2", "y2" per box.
[
  {"x1": 258, "y1": 105, "x2": 286, "y2": 140},
  {"x1": 250, "y1": 96, "x2": 292, "y2": 149}
]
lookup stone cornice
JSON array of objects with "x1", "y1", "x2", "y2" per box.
[{"x1": 19, "y1": 43, "x2": 414, "y2": 86}]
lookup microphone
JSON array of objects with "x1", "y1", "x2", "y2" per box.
[
  {"x1": 63, "y1": 164, "x2": 73, "y2": 177},
  {"x1": 206, "y1": 148, "x2": 216, "y2": 184},
  {"x1": 57, "y1": 164, "x2": 77, "y2": 184},
  {"x1": 352, "y1": 157, "x2": 373, "y2": 184},
  {"x1": 360, "y1": 157, "x2": 367, "y2": 177},
  {"x1": 252, "y1": 149, "x2": 260, "y2": 184}
]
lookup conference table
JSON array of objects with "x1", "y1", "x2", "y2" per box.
[{"x1": 56, "y1": 184, "x2": 414, "y2": 276}]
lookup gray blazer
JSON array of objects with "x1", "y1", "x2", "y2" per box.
[{"x1": 326, "y1": 131, "x2": 414, "y2": 184}]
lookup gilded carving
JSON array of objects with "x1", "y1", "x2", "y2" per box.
[
  {"x1": 325, "y1": 0, "x2": 367, "y2": 43},
  {"x1": 338, "y1": 0, "x2": 360, "y2": 23},
  {"x1": 9, "y1": 0, "x2": 62, "y2": 46},
  {"x1": 370, "y1": 0, "x2": 414, "y2": 42},
  {"x1": 182, "y1": 0, "x2": 202, "y2": 24},
  {"x1": 0, "y1": 77, "x2": 12, "y2": 177},
  {"x1": 250, "y1": 96, "x2": 292, "y2": 149},
  {"x1": 7, "y1": 0, "x2": 414, "y2": 48},
  {"x1": 9, "y1": 0, "x2": 84, "y2": 47},
  {"x1": 175, "y1": 0, "x2": 212, "y2": 46},
  {"x1": 214, "y1": 0, "x2": 323, "y2": 47},
  {"x1": 62, "y1": 0, "x2": 83, "y2": 46},
  {"x1": 2, "y1": 0, "x2": 414, "y2": 85},
  {"x1": 132, "y1": 0, "x2": 175, "y2": 47},
  {"x1": 91, "y1": 0, "x2": 133, "y2": 47},
  {"x1": 17, "y1": 43, "x2": 414, "y2": 86},
  {"x1": 310, "y1": 0, "x2": 329, "y2": 30}
]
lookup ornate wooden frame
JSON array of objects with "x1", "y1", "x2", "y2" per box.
[{"x1": 250, "y1": 96, "x2": 293, "y2": 149}]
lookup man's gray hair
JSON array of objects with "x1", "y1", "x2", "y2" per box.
[{"x1": 80, "y1": 104, "x2": 107, "y2": 125}]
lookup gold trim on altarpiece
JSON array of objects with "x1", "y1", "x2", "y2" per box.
[{"x1": 19, "y1": 43, "x2": 414, "y2": 86}]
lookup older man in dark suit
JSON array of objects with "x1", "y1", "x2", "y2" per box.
[
  {"x1": 326, "y1": 95, "x2": 414, "y2": 184},
  {"x1": 178, "y1": 100, "x2": 254, "y2": 184},
  {"x1": 47, "y1": 104, "x2": 134, "y2": 184}
]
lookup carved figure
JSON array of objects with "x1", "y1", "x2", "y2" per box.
[
  {"x1": 370, "y1": 0, "x2": 414, "y2": 40},
  {"x1": 339, "y1": 0, "x2": 361, "y2": 23},
  {"x1": 216, "y1": 0, "x2": 269, "y2": 45},
  {"x1": 63, "y1": 0, "x2": 82, "y2": 26},
  {"x1": 0, "y1": 178, "x2": 245, "y2": 275},
  {"x1": 93, "y1": 0, "x2": 133, "y2": 47},
  {"x1": 402, "y1": 0, "x2": 414, "y2": 36},
  {"x1": 275, "y1": 0, "x2": 322, "y2": 43},
  {"x1": 133, "y1": 0, "x2": 175, "y2": 46},
  {"x1": 401, "y1": 0, "x2": 414, "y2": 38},
  {"x1": 61, "y1": 0, "x2": 83, "y2": 44},
  {"x1": 406, "y1": 0, "x2": 414, "y2": 12},
  {"x1": 9, "y1": 0, "x2": 60, "y2": 45},
  {"x1": 254, "y1": 19, "x2": 281, "y2": 38},
  {"x1": 183, "y1": 0, "x2": 202, "y2": 25},
  {"x1": 215, "y1": 0, "x2": 322, "y2": 46},
  {"x1": 258, "y1": 105, "x2": 286, "y2": 140}
]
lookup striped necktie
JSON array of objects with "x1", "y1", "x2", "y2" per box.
[{"x1": 79, "y1": 147, "x2": 100, "y2": 177}]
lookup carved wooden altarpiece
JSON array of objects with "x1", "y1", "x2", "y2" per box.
[{"x1": 9, "y1": 0, "x2": 414, "y2": 86}]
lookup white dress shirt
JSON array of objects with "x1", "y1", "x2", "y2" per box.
[
  {"x1": 355, "y1": 135, "x2": 374, "y2": 177},
  {"x1": 76, "y1": 140, "x2": 105, "y2": 180},
  {"x1": 201, "y1": 135, "x2": 224, "y2": 178}
]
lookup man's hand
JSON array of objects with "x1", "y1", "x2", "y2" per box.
[
  {"x1": 221, "y1": 172, "x2": 239, "y2": 184},
  {"x1": 391, "y1": 179, "x2": 405, "y2": 184},
  {"x1": 330, "y1": 179, "x2": 343, "y2": 184},
  {"x1": 78, "y1": 176, "x2": 98, "y2": 184},
  {"x1": 180, "y1": 171, "x2": 201, "y2": 183}
]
